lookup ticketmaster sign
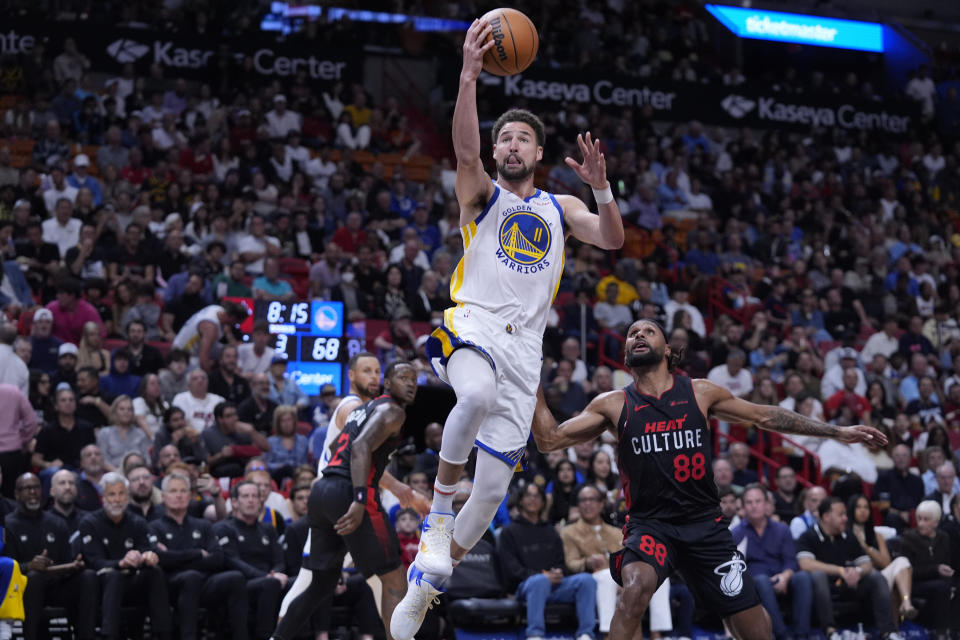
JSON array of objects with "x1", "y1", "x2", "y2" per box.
[{"x1": 705, "y1": 5, "x2": 884, "y2": 53}]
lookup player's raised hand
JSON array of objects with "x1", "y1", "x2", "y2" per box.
[
  {"x1": 836, "y1": 424, "x2": 888, "y2": 446},
  {"x1": 565, "y1": 132, "x2": 608, "y2": 190},
  {"x1": 462, "y1": 19, "x2": 495, "y2": 81}
]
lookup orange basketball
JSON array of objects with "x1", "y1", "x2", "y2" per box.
[{"x1": 480, "y1": 8, "x2": 539, "y2": 76}]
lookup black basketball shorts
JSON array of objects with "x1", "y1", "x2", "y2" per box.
[
  {"x1": 305, "y1": 475, "x2": 401, "y2": 577},
  {"x1": 610, "y1": 515, "x2": 760, "y2": 618}
]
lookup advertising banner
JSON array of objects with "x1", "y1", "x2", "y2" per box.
[
  {"x1": 477, "y1": 68, "x2": 913, "y2": 135},
  {"x1": 0, "y1": 22, "x2": 358, "y2": 83}
]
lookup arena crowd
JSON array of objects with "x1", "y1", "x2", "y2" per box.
[{"x1": 1, "y1": 1, "x2": 960, "y2": 640}]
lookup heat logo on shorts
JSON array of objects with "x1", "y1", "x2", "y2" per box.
[
  {"x1": 714, "y1": 553, "x2": 747, "y2": 597},
  {"x1": 497, "y1": 211, "x2": 551, "y2": 267}
]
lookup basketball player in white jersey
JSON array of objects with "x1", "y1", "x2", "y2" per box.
[
  {"x1": 278, "y1": 352, "x2": 429, "y2": 632},
  {"x1": 391, "y1": 18, "x2": 624, "y2": 639},
  {"x1": 171, "y1": 301, "x2": 247, "y2": 372}
]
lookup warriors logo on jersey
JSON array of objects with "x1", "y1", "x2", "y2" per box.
[{"x1": 498, "y1": 209, "x2": 551, "y2": 269}]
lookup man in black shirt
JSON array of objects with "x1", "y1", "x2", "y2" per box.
[
  {"x1": 47, "y1": 468, "x2": 89, "y2": 532},
  {"x1": 796, "y1": 497, "x2": 896, "y2": 639},
  {"x1": 125, "y1": 463, "x2": 161, "y2": 521},
  {"x1": 499, "y1": 482, "x2": 597, "y2": 640},
  {"x1": 772, "y1": 466, "x2": 801, "y2": 524},
  {"x1": 214, "y1": 480, "x2": 288, "y2": 640},
  {"x1": 238, "y1": 373, "x2": 277, "y2": 435},
  {"x1": 3, "y1": 473, "x2": 97, "y2": 640},
  {"x1": 74, "y1": 366, "x2": 114, "y2": 429},
  {"x1": 78, "y1": 472, "x2": 172, "y2": 640},
  {"x1": 32, "y1": 386, "x2": 95, "y2": 477},
  {"x1": 149, "y1": 472, "x2": 249, "y2": 640},
  {"x1": 873, "y1": 444, "x2": 925, "y2": 533},
  {"x1": 208, "y1": 344, "x2": 251, "y2": 405},
  {"x1": 125, "y1": 319, "x2": 165, "y2": 376}
]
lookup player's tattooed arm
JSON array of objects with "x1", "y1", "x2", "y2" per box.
[
  {"x1": 695, "y1": 379, "x2": 888, "y2": 446},
  {"x1": 531, "y1": 387, "x2": 620, "y2": 452}
]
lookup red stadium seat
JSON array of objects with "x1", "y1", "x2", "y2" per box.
[{"x1": 278, "y1": 257, "x2": 309, "y2": 278}]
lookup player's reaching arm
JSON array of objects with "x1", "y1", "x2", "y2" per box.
[
  {"x1": 692, "y1": 379, "x2": 888, "y2": 445},
  {"x1": 557, "y1": 132, "x2": 625, "y2": 250},
  {"x1": 453, "y1": 19, "x2": 496, "y2": 225},
  {"x1": 334, "y1": 402, "x2": 406, "y2": 535},
  {"x1": 530, "y1": 386, "x2": 622, "y2": 452}
]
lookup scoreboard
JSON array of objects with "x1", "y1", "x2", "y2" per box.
[{"x1": 251, "y1": 300, "x2": 365, "y2": 396}]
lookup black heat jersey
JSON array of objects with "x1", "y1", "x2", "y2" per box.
[
  {"x1": 322, "y1": 396, "x2": 402, "y2": 487},
  {"x1": 617, "y1": 374, "x2": 721, "y2": 522}
]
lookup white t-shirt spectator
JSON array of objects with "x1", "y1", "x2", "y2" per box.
[
  {"x1": 132, "y1": 396, "x2": 168, "y2": 437},
  {"x1": 816, "y1": 440, "x2": 878, "y2": 483},
  {"x1": 172, "y1": 391, "x2": 224, "y2": 432},
  {"x1": 687, "y1": 191, "x2": 713, "y2": 212},
  {"x1": 237, "y1": 235, "x2": 280, "y2": 275},
  {"x1": 905, "y1": 75, "x2": 936, "y2": 118},
  {"x1": 43, "y1": 184, "x2": 78, "y2": 214},
  {"x1": 859, "y1": 331, "x2": 899, "y2": 364},
  {"x1": 266, "y1": 109, "x2": 302, "y2": 139},
  {"x1": 663, "y1": 300, "x2": 707, "y2": 338},
  {"x1": 820, "y1": 365, "x2": 866, "y2": 398},
  {"x1": 593, "y1": 301, "x2": 633, "y2": 331},
  {"x1": 707, "y1": 364, "x2": 753, "y2": 398},
  {"x1": 238, "y1": 343, "x2": 274, "y2": 376},
  {"x1": 0, "y1": 343, "x2": 29, "y2": 395},
  {"x1": 42, "y1": 217, "x2": 82, "y2": 256},
  {"x1": 388, "y1": 246, "x2": 431, "y2": 271},
  {"x1": 304, "y1": 157, "x2": 337, "y2": 191}
]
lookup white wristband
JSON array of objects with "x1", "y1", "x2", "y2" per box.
[{"x1": 592, "y1": 185, "x2": 613, "y2": 205}]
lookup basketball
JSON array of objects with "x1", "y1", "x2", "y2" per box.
[{"x1": 479, "y1": 8, "x2": 539, "y2": 76}]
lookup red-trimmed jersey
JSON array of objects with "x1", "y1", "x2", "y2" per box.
[
  {"x1": 321, "y1": 396, "x2": 402, "y2": 488},
  {"x1": 616, "y1": 374, "x2": 721, "y2": 522}
]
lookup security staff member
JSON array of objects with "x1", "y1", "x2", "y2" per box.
[
  {"x1": 77, "y1": 472, "x2": 172, "y2": 640},
  {"x1": 214, "y1": 480, "x2": 289, "y2": 640},
  {"x1": 3, "y1": 473, "x2": 97, "y2": 640},
  {"x1": 149, "y1": 472, "x2": 249, "y2": 640}
]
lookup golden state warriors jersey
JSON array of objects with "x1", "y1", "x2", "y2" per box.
[{"x1": 449, "y1": 184, "x2": 565, "y2": 334}]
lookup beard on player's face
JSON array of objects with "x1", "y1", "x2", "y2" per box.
[
  {"x1": 497, "y1": 154, "x2": 535, "y2": 181},
  {"x1": 625, "y1": 342, "x2": 666, "y2": 368}
]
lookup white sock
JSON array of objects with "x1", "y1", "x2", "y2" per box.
[{"x1": 431, "y1": 481, "x2": 457, "y2": 514}]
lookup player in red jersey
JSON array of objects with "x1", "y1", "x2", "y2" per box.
[{"x1": 531, "y1": 319, "x2": 887, "y2": 640}]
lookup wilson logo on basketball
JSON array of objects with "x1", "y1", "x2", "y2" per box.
[{"x1": 489, "y1": 17, "x2": 508, "y2": 63}]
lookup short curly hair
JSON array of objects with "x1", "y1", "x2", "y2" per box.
[{"x1": 491, "y1": 108, "x2": 545, "y2": 148}]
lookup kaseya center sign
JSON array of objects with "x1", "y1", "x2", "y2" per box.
[
  {"x1": 481, "y1": 69, "x2": 912, "y2": 135},
  {"x1": 7, "y1": 22, "x2": 356, "y2": 82},
  {"x1": 719, "y1": 95, "x2": 910, "y2": 133}
]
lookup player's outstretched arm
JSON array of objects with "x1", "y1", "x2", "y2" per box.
[
  {"x1": 531, "y1": 387, "x2": 620, "y2": 452},
  {"x1": 557, "y1": 132, "x2": 624, "y2": 250},
  {"x1": 693, "y1": 379, "x2": 888, "y2": 446},
  {"x1": 453, "y1": 19, "x2": 496, "y2": 224}
]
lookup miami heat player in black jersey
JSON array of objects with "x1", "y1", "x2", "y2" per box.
[
  {"x1": 271, "y1": 361, "x2": 418, "y2": 640},
  {"x1": 618, "y1": 374, "x2": 719, "y2": 522},
  {"x1": 530, "y1": 319, "x2": 887, "y2": 640},
  {"x1": 323, "y1": 395, "x2": 403, "y2": 491}
]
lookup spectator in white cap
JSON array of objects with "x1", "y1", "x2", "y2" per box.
[
  {"x1": 41, "y1": 164, "x2": 78, "y2": 214},
  {"x1": 266, "y1": 94, "x2": 301, "y2": 139},
  {"x1": 821, "y1": 346, "x2": 867, "y2": 398},
  {"x1": 28, "y1": 308, "x2": 63, "y2": 374},
  {"x1": 53, "y1": 342, "x2": 79, "y2": 390},
  {"x1": 66, "y1": 153, "x2": 103, "y2": 205}
]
